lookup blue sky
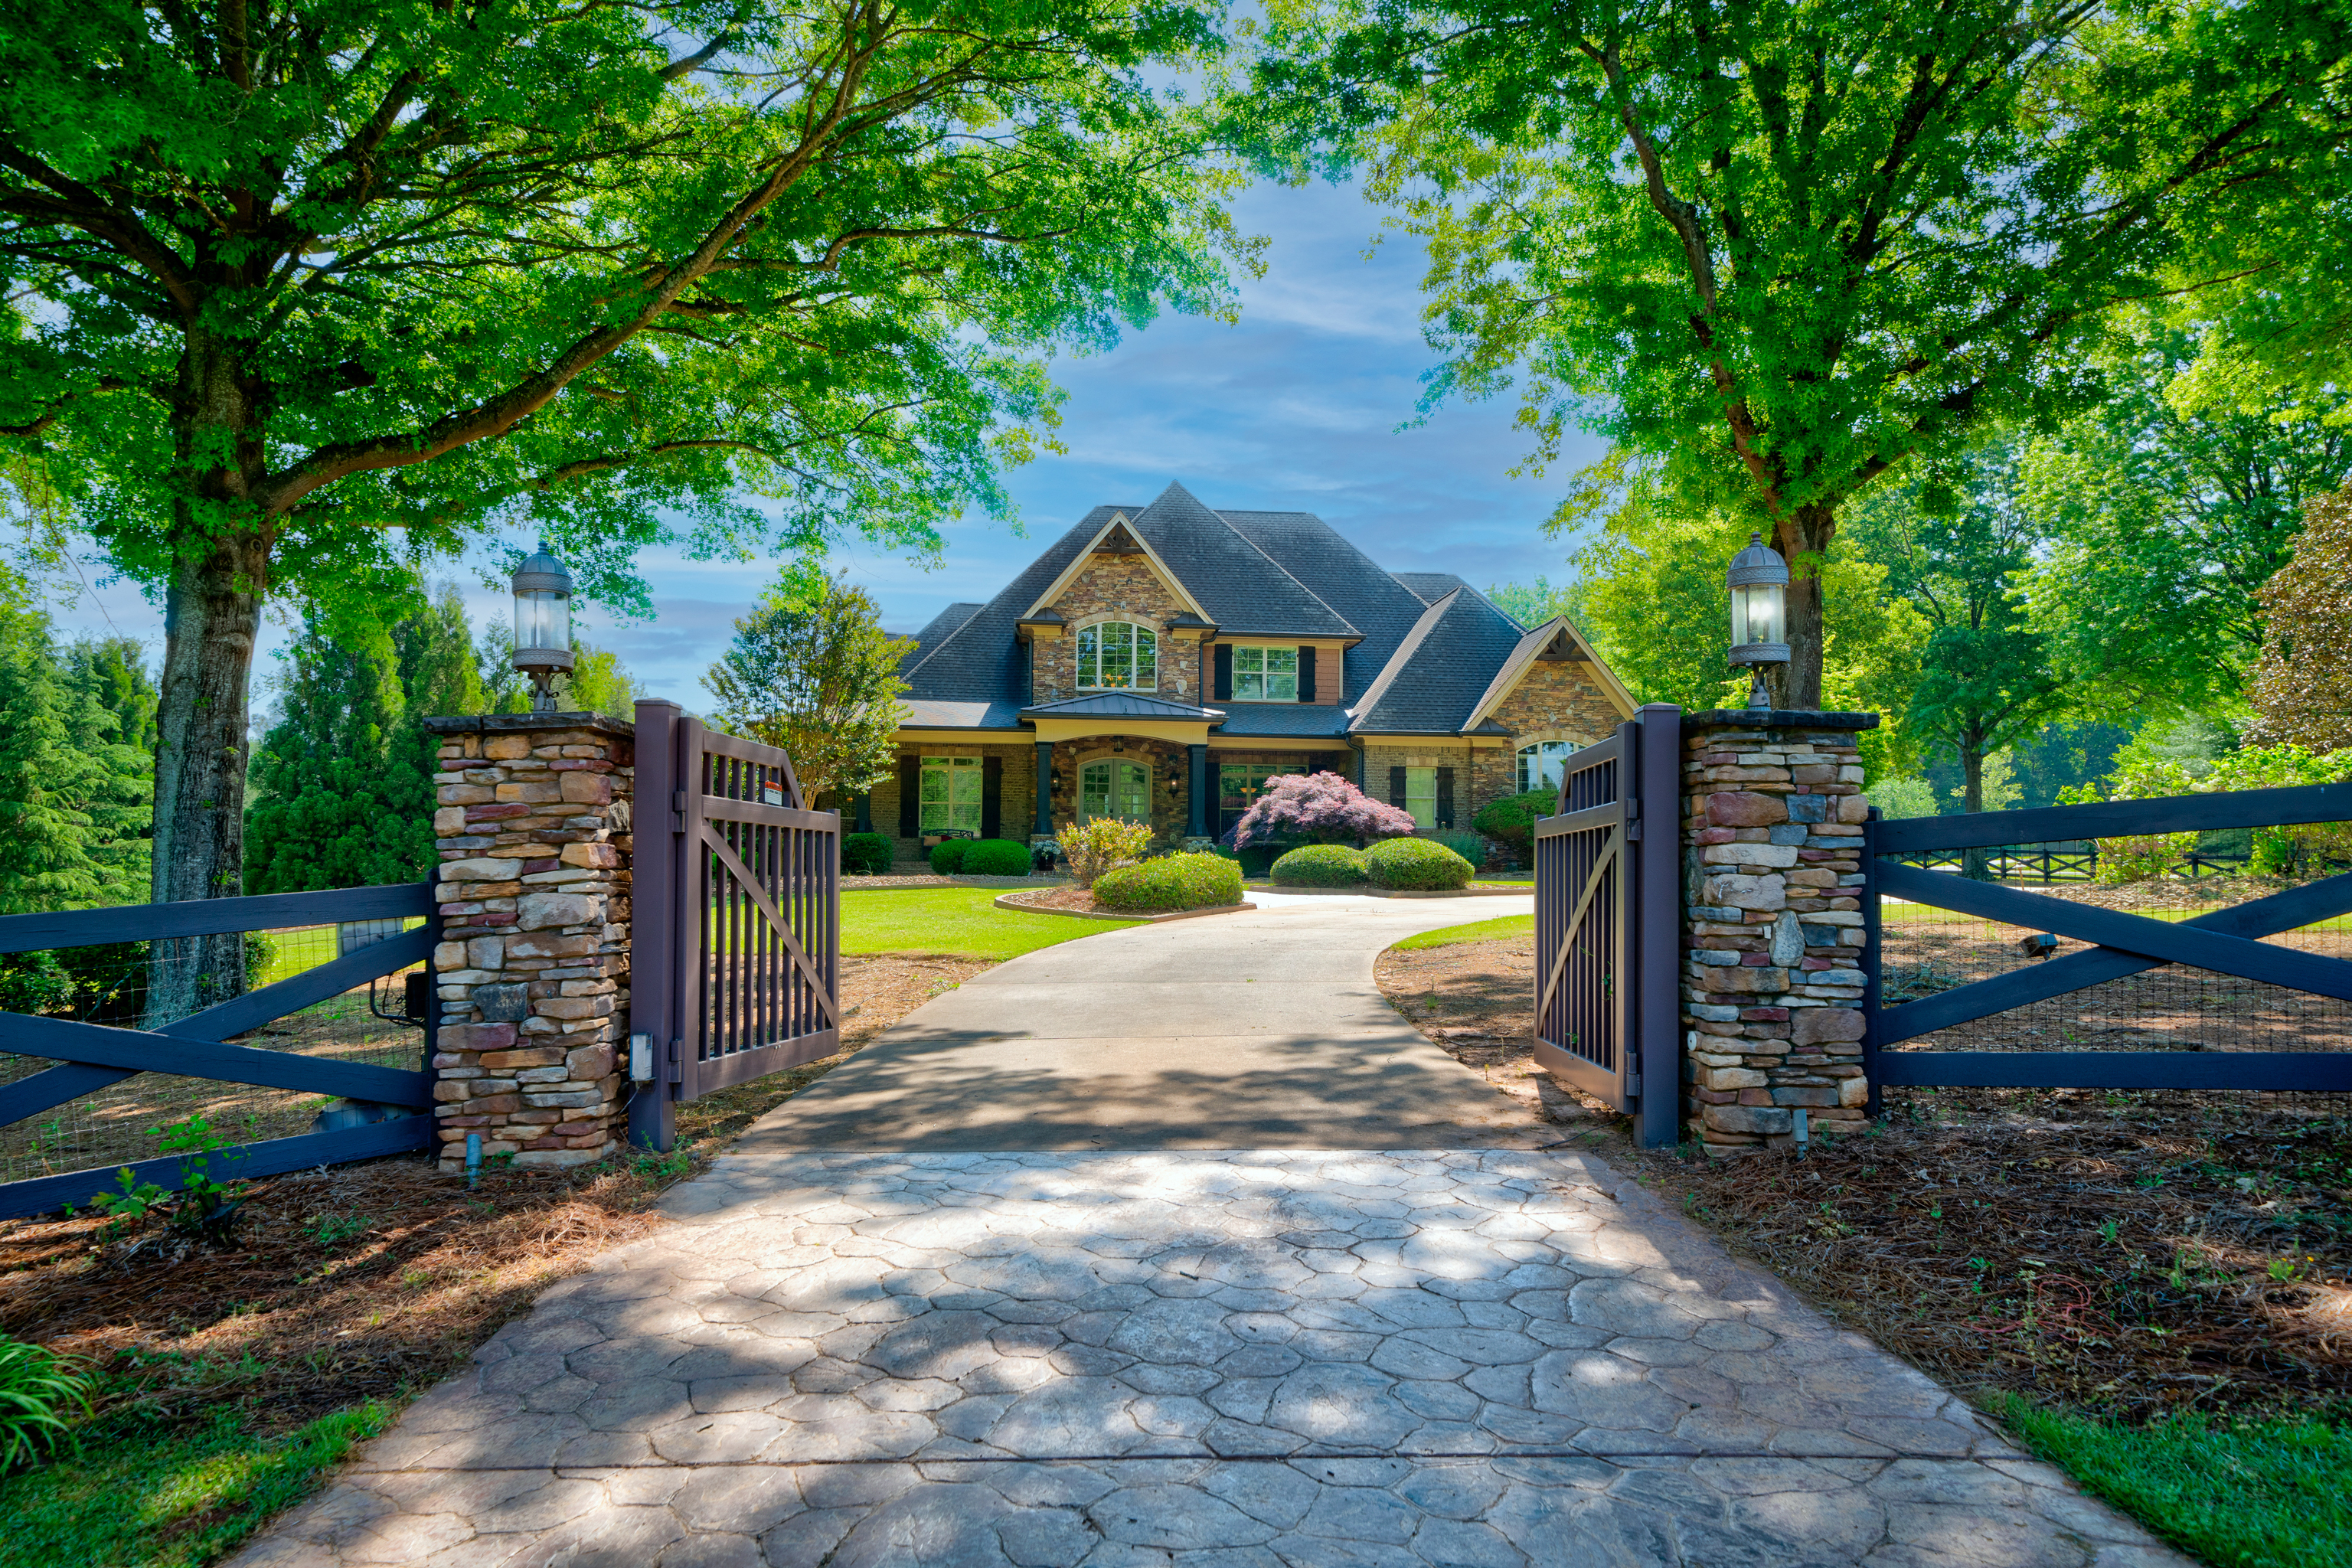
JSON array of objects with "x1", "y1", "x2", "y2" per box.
[{"x1": 51, "y1": 178, "x2": 1606, "y2": 712}]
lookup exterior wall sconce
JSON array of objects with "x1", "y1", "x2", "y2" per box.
[
  {"x1": 1726, "y1": 531, "x2": 1790, "y2": 710},
  {"x1": 511, "y1": 541, "x2": 574, "y2": 713}
]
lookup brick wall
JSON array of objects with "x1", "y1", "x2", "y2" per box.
[
  {"x1": 1357, "y1": 743, "x2": 1472, "y2": 827},
  {"x1": 1677, "y1": 713, "x2": 1875, "y2": 1156},
  {"x1": 867, "y1": 741, "x2": 1039, "y2": 858},
  {"x1": 424, "y1": 714, "x2": 632, "y2": 1171}
]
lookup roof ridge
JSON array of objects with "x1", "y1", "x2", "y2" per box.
[{"x1": 1205, "y1": 507, "x2": 1361, "y2": 638}]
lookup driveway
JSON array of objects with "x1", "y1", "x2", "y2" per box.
[{"x1": 230, "y1": 901, "x2": 2189, "y2": 1567}]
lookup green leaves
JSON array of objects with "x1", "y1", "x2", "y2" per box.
[{"x1": 705, "y1": 565, "x2": 912, "y2": 804}]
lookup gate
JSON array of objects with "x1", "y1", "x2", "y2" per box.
[
  {"x1": 0, "y1": 885, "x2": 437, "y2": 1218},
  {"x1": 1532, "y1": 704, "x2": 1680, "y2": 1147},
  {"x1": 629, "y1": 701, "x2": 841, "y2": 1150},
  {"x1": 1864, "y1": 782, "x2": 2352, "y2": 1094}
]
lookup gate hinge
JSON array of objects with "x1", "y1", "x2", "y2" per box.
[
  {"x1": 672, "y1": 788, "x2": 688, "y2": 833},
  {"x1": 1624, "y1": 819, "x2": 1642, "y2": 841},
  {"x1": 1627, "y1": 1070, "x2": 1642, "y2": 1096},
  {"x1": 667, "y1": 1037, "x2": 684, "y2": 1083}
]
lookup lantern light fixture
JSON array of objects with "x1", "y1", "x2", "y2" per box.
[
  {"x1": 511, "y1": 541, "x2": 575, "y2": 713},
  {"x1": 1726, "y1": 531, "x2": 1790, "y2": 711}
]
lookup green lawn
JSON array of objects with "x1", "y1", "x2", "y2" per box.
[
  {"x1": 0, "y1": 1403, "x2": 391, "y2": 1568},
  {"x1": 2002, "y1": 1400, "x2": 2352, "y2": 1568},
  {"x1": 842, "y1": 887, "x2": 1137, "y2": 959},
  {"x1": 1392, "y1": 913, "x2": 1534, "y2": 950}
]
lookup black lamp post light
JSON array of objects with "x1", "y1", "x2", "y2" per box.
[
  {"x1": 511, "y1": 541, "x2": 575, "y2": 713},
  {"x1": 1726, "y1": 531, "x2": 1790, "y2": 711}
]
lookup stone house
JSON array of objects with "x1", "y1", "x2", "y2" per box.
[{"x1": 858, "y1": 482, "x2": 1638, "y2": 858}]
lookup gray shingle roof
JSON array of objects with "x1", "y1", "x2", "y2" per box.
[
  {"x1": 1124, "y1": 484, "x2": 1356, "y2": 639},
  {"x1": 900, "y1": 508, "x2": 1132, "y2": 708},
  {"x1": 1350, "y1": 585, "x2": 1532, "y2": 733},
  {"x1": 1212, "y1": 705, "x2": 1355, "y2": 738},
  {"x1": 1393, "y1": 572, "x2": 1472, "y2": 606},
  {"x1": 901, "y1": 697, "x2": 1024, "y2": 729},
  {"x1": 900, "y1": 602, "x2": 985, "y2": 676},
  {"x1": 1216, "y1": 509, "x2": 1432, "y2": 709}
]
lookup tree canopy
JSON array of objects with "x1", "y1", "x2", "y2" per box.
[
  {"x1": 706, "y1": 564, "x2": 910, "y2": 805},
  {"x1": 1246, "y1": 0, "x2": 2352, "y2": 704}
]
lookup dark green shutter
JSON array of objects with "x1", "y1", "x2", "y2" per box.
[
  {"x1": 1297, "y1": 646, "x2": 1316, "y2": 702},
  {"x1": 1390, "y1": 766, "x2": 1407, "y2": 810},
  {"x1": 1214, "y1": 644, "x2": 1233, "y2": 701},
  {"x1": 982, "y1": 756, "x2": 1002, "y2": 838},
  {"x1": 898, "y1": 755, "x2": 919, "y2": 837},
  {"x1": 1436, "y1": 766, "x2": 1455, "y2": 829}
]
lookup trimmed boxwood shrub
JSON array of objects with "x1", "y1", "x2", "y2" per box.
[
  {"x1": 1472, "y1": 788, "x2": 1556, "y2": 850},
  {"x1": 927, "y1": 838, "x2": 969, "y2": 874},
  {"x1": 1093, "y1": 851, "x2": 1245, "y2": 913},
  {"x1": 1270, "y1": 844, "x2": 1368, "y2": 886},
  {"x1": 1365, "y1": 836, "x2": 1475, "y2": 890},
  {"x1": 960, "y1": 838, "x2": 1034, "y2": 876},
  {"x1": 1423, "y1": 828, "x2": 1489, "y2": 868},
  {"x1": 841, "y1": 832, "x2": 893, "y2": 876}
]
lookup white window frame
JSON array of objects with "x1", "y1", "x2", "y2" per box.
[
  {"x1": 1233, "y1": 645, "x2": 1298, "y2": 702},
  {"x1": 1076, "y1": 622, "x2": 1158, "y2": 691},
  {"x1": 920, "y1": 755, "x2": 984, "y2": 835},
  {"x1": 1517, "y1": 740, "x2": 1579, "y2": 794},
  {"x1": 1080, "y1": 758, "x2": 1152, "y2": 823}
]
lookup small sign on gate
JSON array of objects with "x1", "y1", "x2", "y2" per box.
[{"x1": 761, "y1": 783, "x2": 783, "y2": 806}]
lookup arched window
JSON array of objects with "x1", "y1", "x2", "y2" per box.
[
  {"x1": 1076, "y1": 622, "x2": 1157, "y2": 691},
  {"x1": 1080, "y1": 759, "x2": 1152, "y2": 823},
  {"x1": 1517, "y1": 739, "x2": 1583, "y2": 794}
]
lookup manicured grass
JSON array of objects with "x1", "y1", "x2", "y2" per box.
[
  {"x1": 2001, "y1": 1399, "x2": 2352, "y2": 1568},
  {"x1": 0, "y1": 1402, "x2": 392, "y2": 1568},
  {"x1": 1392, "y1": 914, "x2": 1534, "y2": 950},
  {"x1": 842, "y1": 887, "x2": 1136, "y2": 959}
]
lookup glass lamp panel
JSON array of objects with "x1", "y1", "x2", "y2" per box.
[{"x1": 1733, "y1": 583, "x2": 1785, "y2": 646}]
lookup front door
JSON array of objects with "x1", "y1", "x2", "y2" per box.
[{"x1": 1080, "y1": 759, "x2": 1151, "y2": 823}]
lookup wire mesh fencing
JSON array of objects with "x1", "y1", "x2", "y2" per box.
[{"x1": 0, "y1": 919, "x2": 430, "y2": 1186}]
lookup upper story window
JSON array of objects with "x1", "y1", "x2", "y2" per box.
[
  {"x1": 1234, "y1": 645, "x2": 1297, "y2": 701},
  {"x1": 1077, "y1": 622, "x2": 1156, "y2": 691}
]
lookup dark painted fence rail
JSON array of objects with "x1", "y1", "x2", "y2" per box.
[{"x1": 0, "y1": 884, "x2": 439, "y2": 1217}]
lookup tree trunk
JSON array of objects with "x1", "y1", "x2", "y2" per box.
[
  {"x1": 145, "y1": 333, "x2": 273, "y2": 1027},
  {"x1": 1776, "y1": 501, "x2": 1835, "y2": 710},
  {"x1": 1958, "y1": 738, "x2": 1994, "y2": 881}
]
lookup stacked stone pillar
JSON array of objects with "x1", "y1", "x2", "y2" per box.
[
  {"x1": 423, "y1": 714, "x2": 634, "y2": 1171},
  {"x1": 1679, "y1": 710, "x2": 1877, "y2": 1155}
]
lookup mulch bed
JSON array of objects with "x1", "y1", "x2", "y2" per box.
[
  {"x1": 0, "y1": 953, "x2": 994, "y2": 1436},
  {"x1": 1376, "y1": 921, "x2": 2352, "y2": 1426}
]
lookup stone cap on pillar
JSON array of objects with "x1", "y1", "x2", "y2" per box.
[
  {"x1": 423, "y1": 712, "x2": 635, "y2": 739},
  {"x1": 1684, "y1": 709, "x2": 1880, "y2": 730}
]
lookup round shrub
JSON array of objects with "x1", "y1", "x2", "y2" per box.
[
  {"x1": 1093, "y1": 851, "x2": 1246, "y2": 913},
  {"x1": 1270, "y1": 844, "x2": 1368, "y2": 886},
  {"x1": 927, "y1": 838, "x2": 969, "y2": 875},
  {"x1": 1364, "y1": 835, "x2": 1475, "y2": 890},
  {"x1": 960, "y1": 838, "x2": 1034, "y2": 876},
  {"x1": 1472, "y1": 788, "x2": 1556, "y2": 851},
  {"x1": 841, "y1": 832, "x2": 893, "y2": 876}
]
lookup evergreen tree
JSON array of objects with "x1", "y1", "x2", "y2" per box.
[
  {"x1": 0, "y1": 580, "x2": 150, "y2": 912},
  {"x1": 62, "y1": 637, "x2": 158, "y2": 755}
]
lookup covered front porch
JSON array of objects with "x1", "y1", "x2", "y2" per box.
[{"x1": 1021, "y1": 694, "x2": 1351, "y2": 846}]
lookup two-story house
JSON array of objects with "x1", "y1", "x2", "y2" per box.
[{"x1": 858, "y1": 482, "x2": 1639, "y2": 858}]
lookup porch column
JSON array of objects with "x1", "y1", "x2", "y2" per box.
[
  {"x1": 1034, "y1": 740, "x2": 1054, "y2": 836},
  {"x1": 1187, "y1": 743, "x2": 1208, "y2": 838}
]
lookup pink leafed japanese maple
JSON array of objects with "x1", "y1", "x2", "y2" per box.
[{"x1": 1231, "y1": 773, "x2": 1417, "y2": 848}]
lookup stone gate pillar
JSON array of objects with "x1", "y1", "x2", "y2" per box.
[
  {"x1": 1679, "y1": 708, "x2": 1877, "y2": 1155},
  {"x1": 423, "y1": 714, "x2": 634, "y2": 1171}
]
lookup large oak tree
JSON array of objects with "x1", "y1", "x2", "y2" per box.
[
  {"x1": 1249, "y1": 0, "x2": 2352, "y2": 705},
  {"x1": 0, "y1": 0, "x2": 1240, "y2": 1006}
]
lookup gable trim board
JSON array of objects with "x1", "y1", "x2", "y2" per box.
[
  {"x1": 1462, "y1": 616, "x2": 1638, "y2": 730},
  {"x1": 1022, "y1": 508, "x2": 1213, "y2": 625}
]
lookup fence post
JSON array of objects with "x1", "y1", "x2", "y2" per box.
[
  {"x1": 1862, "y1": 805, "x2": 1883, "y2": 1120},
  {"x1": 628, "y1": 700, "x2": 680, "y2": 1154},
  {"x1": 1635, "y1": 704, "x2": 1682, "y2": 1149}
]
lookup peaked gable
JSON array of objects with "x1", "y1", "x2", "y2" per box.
[
  {"x1": 1348, "y1": 585, "x2": 1530, "y2": 733},
  {"x1": 1121, "y1": 483, "x2": 1356, "y2": 638}
]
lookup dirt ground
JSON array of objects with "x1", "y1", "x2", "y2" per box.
[
  {"x1": 1374, "y1": 927, "x2": 2352, "y2": 1425},
  {"x1": 0, "y1": 953, "x2": 991, "y2": 1433}
]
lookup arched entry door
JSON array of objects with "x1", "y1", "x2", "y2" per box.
[{"x1": 1080, "y1": 758, "x2": 1151, "y2": 823}]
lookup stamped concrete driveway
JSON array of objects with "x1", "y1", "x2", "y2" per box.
[{"x1": 230, "y1": 904, "x2": 2189, "y2": 1567}]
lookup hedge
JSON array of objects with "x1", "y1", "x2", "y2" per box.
[
  {"x1": 1365, "y1": 835, "x2": 1475, "y2": 890},
  {"x1": 1093, "y1": 852, "x2": 1245, "y2": 913},
  {"x1": 841, "y1": 832, "x2": 893, "y2": 876},
  {"x1": 1472, "y1": 788, "x2": 1557, "y2": 850},
  {"x1": 927, "y1": 839, "x2": 969, "y2": 874},
  {"x1": 1270, "y1": 844, "x2": 1368, "y2": 886},
  {"x1": 960, "y1": 838, "x2": 1034, "y2": 876}
]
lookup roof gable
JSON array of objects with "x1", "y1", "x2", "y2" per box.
[
  {"x1": 1463, "y1": 616, "x2": 1638, "y2": 727},
  {"x1": 1122, "y1": 483, "x2": 1357, "y2": 638},
  {"x1": 1021, "y1": 506, "x2": 1213, "y2": 622},
  {"x1": 1348, "y1": 586, "x2": 1532, "y2": 733}
]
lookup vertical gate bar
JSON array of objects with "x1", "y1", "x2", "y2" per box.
[
  {"x1": 826, "y1": 810, "x2": 840, "y2": 1032},
  {"x1": 629, "y1": 700, "x2": 681, "y2": 1151},
  {"x1": 1613, "y1": 720, "x2": 1633, "y2": 1093},
  {"x1": 677, "y1": 719, "x2": 708, "y2": 1102},
  {"x1": 1862, "y1": 805, "x2": 1883, "y2": 1120},
  {"x1": 1635, "y1": 704, "x2": 1683, "y2": 1148}
]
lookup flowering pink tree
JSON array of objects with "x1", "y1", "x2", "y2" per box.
[{"x1": 1231, "y1": 773, "x2": 1416, "y2": 848}]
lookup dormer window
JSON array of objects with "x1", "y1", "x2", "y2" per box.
[
  {"x1": 1234, "y1": 646, "x2": 1298, "y2": 702},
  {"x1": 1077, "y1": 622, "x2": 1156, "y2": 691}
]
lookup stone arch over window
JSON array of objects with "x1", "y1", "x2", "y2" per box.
[
  {"x1": 1514, "y1": 729, "x2": 1599, "y2": 794},
  {"x1": 1073, "y1": 617, "x2": 1160, "y2": 692}
]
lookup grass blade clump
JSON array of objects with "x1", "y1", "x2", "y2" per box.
[{"x1": 0, "y1": 1338, "x2": 93, "y2": 1470}]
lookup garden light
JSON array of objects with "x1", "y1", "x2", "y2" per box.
[
  {"x1": 1726, "y1": 531, "x2": 1790, "y2": 710},
  {"x1": 511, "y1": 541, "x2": 575, "y2": 711}
]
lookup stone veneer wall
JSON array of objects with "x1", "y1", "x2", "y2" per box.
[
  {"x1": 1472, "y1": 659, "x2": 1623, "y2": 813},
  {"x1": 423, "y1": 714, "x2": 633, "y2": 1171},
  {"x1": 1051, "y1": 737, "x2": 1190, "y2": 845},
  {"x1": 1679, "y1": 711, "x2": 1876, "y2": 1155},
  {"x1": 1030, "y1": 555, "x2": 1203, "y2": 704}
]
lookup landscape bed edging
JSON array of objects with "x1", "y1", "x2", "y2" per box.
[
  {"x1": 1245, "y1": 885, "x2": 1532, "y2": 899},
  {"x1": 991, "y1": 892, "x2": 1257, "y2": 923}
]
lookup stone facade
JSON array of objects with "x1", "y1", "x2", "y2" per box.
[
  {"x1": 1050, "y1": 737, "x2": 1190, "y2": 846},
  {"x1": 1677, "y1": 713, "x2": 1876, "y2": 1156},
  {"x1": 425, "y1": 714, "x2": 633, "y2": 1171},
  {"x1": 1470, "y1": 658, "x2": 1625, "y2": 814},
  {"x1": 1029, "y1": 554, "x2": 1203, "y2": 704}
]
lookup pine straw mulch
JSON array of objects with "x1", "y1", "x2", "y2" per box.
[
  {"x1": 1376, "y1": 925, "x2": 2352, "y2": 1426},
  {"x1": 0, "y1": 952, "x2": 992, "y2": 1437}
]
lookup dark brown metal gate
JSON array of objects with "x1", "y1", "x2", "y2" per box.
[
  {"x1": 1533, "y1": 704, "x2": 1680, "y2": 1147},
  {"x1": 629, "y1": 701, "x2": 841, "y2": 1151}
]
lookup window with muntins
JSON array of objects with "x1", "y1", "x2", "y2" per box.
[
  {"x1": 920, "y1": 756, "x2": 984, "y2": 834},
  {"x1": 1517, "y1": 739, "x2": 1580, "y2": 794},
  {"x1": 1080, "y1": 759, "x2": 1152, "y2": 823},
  {"x1": 1233, "y1": 646, "x2": 1298, "y2": 701},
  {"x1": 1076, "y1": 622, "x2": 1157, "y2": 691}
]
